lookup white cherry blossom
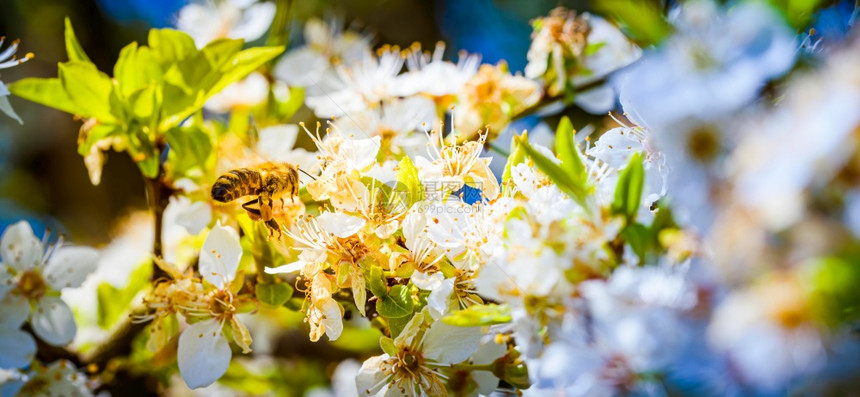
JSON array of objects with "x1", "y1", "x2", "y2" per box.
[
  {"x1": 176, "y1": 0, "x2": 276, "y2": 47},
  {"x1": 0, "y1": 221, "x2": 97, "y2": 351}
]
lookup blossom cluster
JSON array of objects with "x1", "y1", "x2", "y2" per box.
[{"x1": 2, "y1": 0, "x2": 860, "y2": 396}]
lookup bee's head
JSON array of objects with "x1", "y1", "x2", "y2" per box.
[{"x1": 211, "y1": 182, "x2": 232, "y2": 202}]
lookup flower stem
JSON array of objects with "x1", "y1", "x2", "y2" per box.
[
  {"x1": 145, "y1": 142, "x2": 174, "y2": 280},
  {"x1": 86, "y1": 144, "x2": 174, "y2": 370},
  {"x1": 266, "y1": 0, "x2": 292, "y2": 57}
]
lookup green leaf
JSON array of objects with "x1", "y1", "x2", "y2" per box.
[
  {"x1": 255, "y1": 282, "x2": 293, "y2": 307},
  {"x1": 158, "y1": 44, "x2": 282, "y2": 130},
  {"x1": 442, "y1": 304, "x2": 512, "y2": 327},
  {"x1": 285, "y1": 297, "x2": 304, "y2": 311},
  {"x1": 148, "y1": 28, "x2": 198, "y2": 64},
  {"x1": 58, "y1": 62, "x2": 117, "y2": 121},
  {"x1": 811, "y1": 257, "x2": 860, "y2": 326},
  {"x1": 201, "y1": 38, "x2": 245, "y2": 71},
  {"x1": 8, "y1": 78, "x2": 85, "y2": 116},
  {"x1": 126, "y1": 126, "x2": 159, "y2": 178},
  {"x1": 554, "y1": 116, "x2": 586, "y2": 184},
  {"x1": 208, "y1": 46, "x2": 284, "y2": 96},
  {"x1": 64, "y1": 18, "x2": 91, "y2": 63},
  {"x1": 376, "y1": 285, "x2": 413, "y2": 318},
  {"x1": 595, "y1": 0, "x2": 671, "y2": 46},
  {"x1": 77, "y1": 123, "x2": 121, "y2": 156},
  {"x1": 127, "y1": 84, "x2": 159, "y2": 123},
  {"x1": 270, "y1": 85, "x2": 305, "y2": 121},
  {"x1": 379, "y1": 336, "x2": 397, "y2": 356},
  {"x1": 164, "y1": 124, "x2": 212, "y2": 177},
  {"x1": 336, "y1": 262, "x2": 351, "y2": 286},
  {"x1": 611, "y1": 152, "x2": 645, "y2": 221},
  {"x1": 366, "y1": 265, "x2": 388, "y2": 298},
  {"x1": 329, "y1": 327, "x2": 384, "y2": 353},
  {"x1": 388, "y1": 314, "x2": 413, "y2": 338},
  {"x1": 517, "y1": 136, "x2": 588, "y2": 206},
  {"x1": 97, "y1": 261, "x2": 152, "y2": 329},
  {"x1": 114, "y1": 43, "x2": 163, "y2": 98},
  {"x1": 620, "y1": 223, "x2": 650, "y2": 264},
  {"x1": 177, "y1": 39, "x2": 244, "y2": 94},
  {"x1": 396, "y1": 156, "x2": 423, "y2": 206},
  {"x1": 502, "y1": 131, "x2": 528, "y2": 189},
  {"x1": 768, "y1": 0, "x2": 825, "y2": 28}
]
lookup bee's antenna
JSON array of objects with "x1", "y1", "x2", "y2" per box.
[{"x1": 299, "y1": 168, "x2": 317, "y2": 181}]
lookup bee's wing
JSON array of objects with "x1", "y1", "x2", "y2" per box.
[{"x1": 215, "y1": 127, "x2": 271, "y2": 175}]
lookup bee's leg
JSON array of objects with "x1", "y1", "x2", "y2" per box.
[
  {"x1": 265, "y1": 218, "x2": 281, "y2": 239},
  {"x1": 260, "y1": 192, "x2": 274, "y2": 221},
  {"x1": 242, "y1": 198, "x2": 263, "y2": 220}
]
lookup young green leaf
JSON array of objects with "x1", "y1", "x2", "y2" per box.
[
  {"x1": 365, "y1": 264, "x2": 388, "y2": 298},
  {"x1": 201, "y1": 38, "x2": 245, "y2": 70},
  {"x1": 164, "y1": 124, "x2": 213, "y2": 178},
  {"x1": 397, "y1": 156, "x2": 423, "y2": 206},
  {"x1": 502, "y1": 131, "x2": 528, "y2": 190},
  {"x1": 58, "y1": 62, "x2": 117, "y2": 122},
  {"x1": 114, "y1": 43, "x2": 163, "y2": 98},
  {"x1": 442, "y1": 304, "x2": 512, "y2": 327},
  {"x1": 376, "y1": 284, "x2": 413, "y2": 318},
  {"x1": 126, "y1": 126, "x2": 159, "y2": 178},
  {"x1": 595, "y1": 0, "x2": 672, "y2": 46},
  {"x1": 269, "y1": 85, "x2": 305, "y2": 121},
  {"x1": 208, "y1": 46, "x2": 285, "y2": 96},
  {"x1": 78, "y1": 123, "x2": 121, "y2": 157},
  {"x1": 517, "y1": 135, "x2": 588, "y2": 206},
  {"x1": 255, "y1": 282, "x2": 293, "y2": 307},
  {"x1": 612, "y1": 151, "x2": 645, "y2": 221},
  {"x1": 554, "y1": 116, "x2": 586, "y2": 184},
  {"x1": 620, "y1": 223, "x2": 651, "y2": 264},
  {"x1": 64, "y1": 18, "x2": 91, "y2": 63},
  {"x1": 148, "y1": 28, "x2": 198, "y2": 64},
  {"x1": 8, "y1": 78, "x2": 83, "y2": 116},
  {"x1": 96, "y1": 261, "x2": 152, "y2": 329},
  {"x1": 387, "y1": 314, "x2": 413, "y2": 339}
]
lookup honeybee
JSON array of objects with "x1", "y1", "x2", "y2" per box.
[{"x1": 211, "y1": 162, "x2": 302, "y2": 234}]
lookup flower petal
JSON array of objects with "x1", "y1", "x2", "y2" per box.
[
  {"x1": 427, "y1": 278, "x2": 455, "y2": 320},
  {"x1": 411, "y1": 271, "x2": 444, "y2": 291},
  {"x1": 43, "y1": 246, "x2": 98, "y2": 290},
  {"x1": 199, "y1": 222, "x2": 242, "y2": 289},
  {"x1": 0, "y1": 294, "x2": 30, "y2": 329},
  {"x1": 0, "y1": 327, "x2": 36, "y2": 369},
  {"x1": 422, "y1": 321, "x2": 481, "y2": 365},
  {"x1": 0, "y1": 221, "x2": 42, "y2": 272},
  {"x1": 316, "y1": 212, "x2": 366, "y2": 238},
  {"x1": 264, "y1": 261, "x2": 304, "y2": 274},
  {"x1": 231, "y1": 1, "x2": 277, "y2": 42},
  {"x1": 31, "y1": 296, "x2": 76, "y2": 346},
  {"x1": 355, "y1": 354, "x2": 390, "y2": 396},
  {"x1": 178, "y1": 319, "x2": 232, "y2": 389},
  {"x1": 320, "y1": 299, "x2": 344, "y2": 341},
  {"x1": 171, "y1": 197, "x2": 213, "y2": 235},
  {"x1": 374, "y1": 219, "x2": 399, "y2": 239},
  {"x1": 257, "y1": 124, "x2": 300, "y2": 161}
]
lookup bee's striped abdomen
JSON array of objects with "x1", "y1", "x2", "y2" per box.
[{"x1": 211, "y1": 168, "x2": 262, "y2": 203}]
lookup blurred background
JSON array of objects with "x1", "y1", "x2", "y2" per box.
[{"x1": 0, "y1": 0, "x2": 591, "y2": 246}]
